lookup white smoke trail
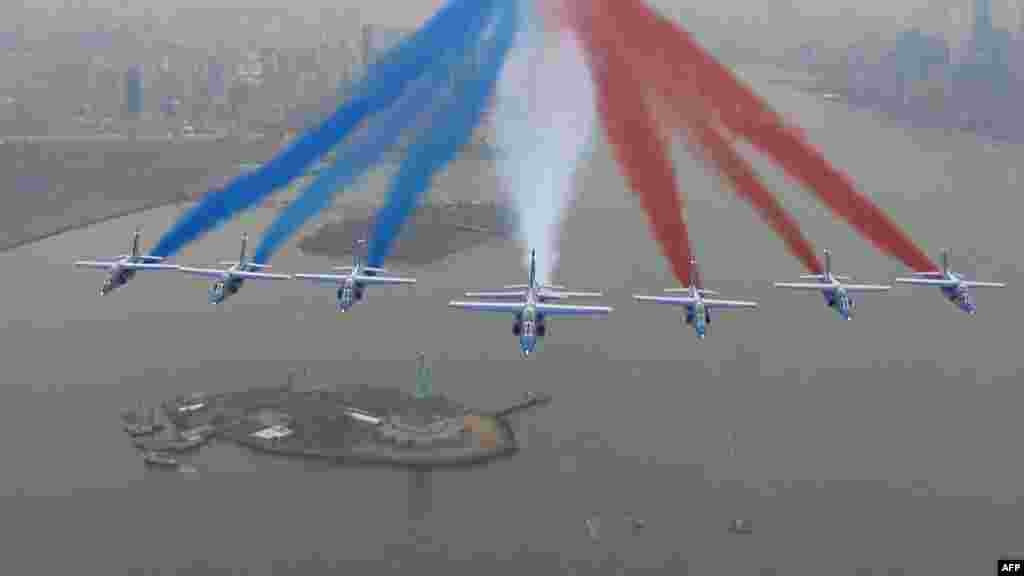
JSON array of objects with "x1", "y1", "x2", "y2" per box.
[{"x1": 493, "y1": 0, "x2": 596, "y2": 285}]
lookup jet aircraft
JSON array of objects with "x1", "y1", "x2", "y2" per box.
[
  {"x1": 178, "y1": 233, "x2": 291, "y2": 303},
  {"x1": 74, "y1": 227, "x2": 179, "y2": 295},
  {"x1": 447, "y1": 250, "x2": 612, "y2": 357},
  {"x1": 893, "y1": 249, "x2": 1006, "y2": 314},
  {"x1": 773, "y1": 249, "x2": 890, "y2": 320},
  {"x1": 292, "y1": 239, "x2": 417, "y2": 312},
  {"x1": 632, "y1": 259, "x2": 758, "y2": 339}
]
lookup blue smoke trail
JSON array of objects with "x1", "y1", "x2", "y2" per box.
[
  {"x1": 150, "y1": 0, "x2": 489, "y2": 259},
  {"x1": 251, "y1": 3, "x2": 496, "y2": 265},
  {"x1": 366, "y1": 0, "x2": 519, "y2": 267}
]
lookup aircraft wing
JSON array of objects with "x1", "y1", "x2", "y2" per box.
[
  {"x1": 535, "y1": 302, "x2": 612, "y2": 316},
  {"x1": 121, "y1": 262, "x2": 179, "y2": 271},
  {"x1": 464, "y1": 291, "x2": 527, "y2": 298},
  {"x1": 633, "y1": 295, "x2": 698, "y2": 306},
  {"x1": 178, "y1": 266, "x2": 229, "y2": 280},
  {"x1": 294, "y1": 273, "x2": 349, "y2": 284},
  {"x1": 842, "y1": 283, "x2": 891, "y2": 292},
  {"x1": 961, "y1": 280, "x2": 1006, "y2": 288},
  {"x1": 702, "y1": 298, "x2": 759, "y2": 309},
  {"x1": 449, "y1": 300, "x2": 524, "y2": 313},
  {"x1": 544, "y1": 291, "x2": 604, "y2": 299},
  {"x1": 352, "y1": 274, "x2": 416, "y2": 285},
  {"x1": 230, "y1": 270, "x2": 292, "y2": 281},
  {"x1": 801, "y1": 273, "x2": 850, "y2": 281},
  {"x1": 894, "y1": 277, "x2": 958, "y2": 287},
  {"x1": 773, "y1": 282, "x2": 835, "y2": 291},
  {"x1": 74, "y1": 260, "x2": 119, "y2": 270},
  {"x1": 663, "y1": 288, "x2": 719, "y2": 295}
]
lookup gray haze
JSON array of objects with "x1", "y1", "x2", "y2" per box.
[
  {"x1": 1, "y1": 59, "x2": 1022, "y2": 574},
  {"x1": 6, "y1": 1, "x2": 965, "y2": 49}
]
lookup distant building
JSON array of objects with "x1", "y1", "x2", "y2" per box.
[
  {"x1": 415, "y1": 353, "x2": 432, "y2": 400},
  {"x1": 207, "y1": 57, "x2": 225, "y2": 100},
  {"x1": 123, "y1": 65, "x2": 142, "y2": 119}
]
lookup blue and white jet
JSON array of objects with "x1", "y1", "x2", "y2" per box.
[
  {"x1": 292, "y1": 239, "x2": 417, "y2": 312},
  {"x1": 178, "y1": 233, "x2": 292, "y2": 304},
  {"x1": 773, "y1": 249, "x2": 890, "y2": 320},
  {"x1": 447, "y1": 249, "x2": 612, "y2": 357},
  {"x1": 632, "y1": 259, "x2": 758, "y2": 339},
  {"x1": 892, "y1": 249, "x2": 1006, "y2": 314},
  {"x1": 74, "y1": 228, "x2": 179, "y2": 295}
]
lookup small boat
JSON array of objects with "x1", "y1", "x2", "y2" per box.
[
  {"x1": 728, "y1": 519, "x2": 753, "y2": 535},
  {"x1": 142, "y1": 451, "x2": 179, "y2": 468}
]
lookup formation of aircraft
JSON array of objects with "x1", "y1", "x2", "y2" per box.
[
  {"x1": 73, "y1": 228, "x2": 179, "y2": 295},
  {"x1": 177, "y1": 233, "x2": 292, "y2": 304},
  {"x1": 893, "y1": 249, "x2": 1006, "y2": 314},
  {"x1": 73, "y1": 228, "x2": 1009, "y2": 355},
  {"x1": 633, "y1": 259, "x2": 758, "y2": 339},
  {"x1": 774, "y1": 249, "x2": 891, "y2": 320},
  {"x1": 448, "y1": 249, "x2": 613, "y2": 357},
  {"x1": 293, "y1": 239, "x2": 417, "y2": 312}
]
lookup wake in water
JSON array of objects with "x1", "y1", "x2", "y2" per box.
[{"x1": 494, "y1": 0, "x2": 596, "y2": 285}]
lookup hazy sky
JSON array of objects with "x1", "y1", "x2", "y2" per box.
[
  {"x1": 19, "y1": 0, "x2": 937, "y2": 27},
  {"x1": 15, "y1": 1, "x2": 1021, "y2": 50}
]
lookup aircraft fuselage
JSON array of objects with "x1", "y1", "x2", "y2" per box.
[
  {"x1": 682, "y1": 300, "x2": 712, "y2": 339},
  {"x1": 101, "y1": 262, "x2": 139, "y2": 295},
  {"x1": 823, "y1": 283, "x2": 855, "y2": 320},
  {"x1": 940, "y1": 273, "x2": 975, "y2": 314},
  {"x1": 210, "y1": 273, "x2": 244, "y2": 303},
  {"x1": 513, "y1": 294, "x2": 546, "y2": 356},
  {"x1": 336, "y1": 276, "x2": 366, "y2": 311}
]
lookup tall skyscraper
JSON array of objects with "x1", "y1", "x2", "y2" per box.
[
  {"x1": 123, "y1": 65, "x2": 142, "y2": 119},
  {"x1": 207, "y1": 57, "x2": 225, "y2": 101},
  {"x1": 974, "y1": 0, "x2": 993, "y2": 37},
  {"x1": 1003, "y1": 0, "x2": 1024, "y2": 34}
]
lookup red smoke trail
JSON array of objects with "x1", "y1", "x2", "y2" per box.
[
  {"x1": 686, "y1": 117, "x2": 824, "y2": 275},
  {"x1": 570, "y1": 0, "x2": 820, "y2": 276},
  {"x1": 570, "y1": 0, "x2": 693, "y2": 285},
  {"x1": 609, "y1": 0, "x2": 935, "y2": 272},
  {"x1": 637, "y1": 64, "x2": 823, "y2": 275}
]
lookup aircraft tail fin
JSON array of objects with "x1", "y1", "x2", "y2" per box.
[
  {"x1": 353, "y1": 238, "x2": 367, "y2": 268},
  {"x1": 941, "y1": 249, "x2": 950, "y2": 275},
  {"x1": 239, "y1": 233, "x2": 248, "y2": 264},
  {"x1": 690, "y1": 257, "x2": 702, "y2": 290},
  {"x1": 131, "y1": 227, "x2": 141, "y2": 258},
  {"x1": 529, "y1": 249, "x2": 537, "y2": 288},
  {"x1": 824, "y1": 249, "x2": 832, "y2": 277}
]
